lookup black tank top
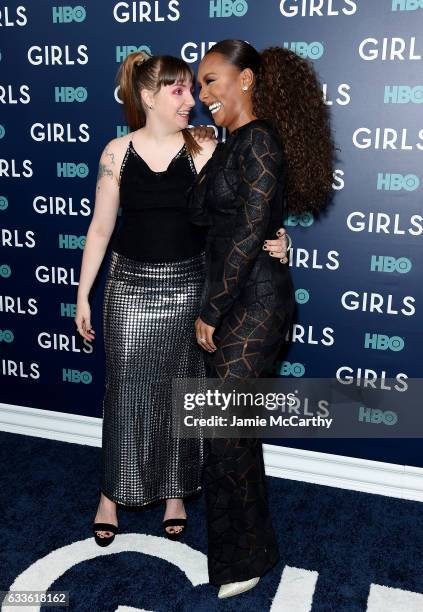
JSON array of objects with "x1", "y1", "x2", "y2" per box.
[{"x1": 111, "y1": 139, "x2": 207, "y2": 262}]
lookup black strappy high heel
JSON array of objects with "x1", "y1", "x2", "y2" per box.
[
  {"x1": 93, "y1": 489, "x2": 119, "y2": 546},
  {"x1": 162, "y1": 518, "x2": 187, "y2": 540},
  {"x1": 92, "y1": 522, "x2": 119, "y2": 547}
]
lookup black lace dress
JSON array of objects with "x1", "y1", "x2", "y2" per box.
[{"x1": 188, "y1": 118, "x2": 295, "y2": 585}]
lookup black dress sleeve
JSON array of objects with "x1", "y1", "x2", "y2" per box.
[{"x1": 200, "y1": 125, "x2": 284, "y2": 329}]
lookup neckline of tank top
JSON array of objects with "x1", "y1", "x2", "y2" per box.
[{"x1": 129, "y1": 140, "x2": 187, "y2": 174}]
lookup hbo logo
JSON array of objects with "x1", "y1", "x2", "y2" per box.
[
  {"x1": 62, "y1": 369, "x2": 92, "y2": 384},
  {"x1": 52, "y1": 6, "x2": 86, "y2": 23},
  {"x1": 116, "y1": 45, "x2": 152, "y2": 63},
  {"x1": 377, "y1": 172, "x2": 419, "y2": 191},
  {"x1": 370, "y1": 255, "x2": 411, "y2": 273},
  {"x1": 57, "y1": 163, "x2": 89, "y2": 178},
  {"x1": 0, "y1": 264, "x2": 11, "y2": 278},
  {"x1": 59, "y1": 234, "x2": 86, "y2": 249},
  {"x1": 295, "y1": 289, "x2": 309, "y2": 304},
  {"x1": 358, "y1": 406, "x2": 398, "y2": 426},
  {"x1": 364, "y1": 333, "x2": 404, "y2": 351},
  {"x1": 392, "y1": 0, "x2": 423, "y2": 10},
  {"x1": 278, "y1": 361, "x2": 305, "y2": 377},
  {"x1": 284, "y1": 212, "x2": 314, "y2": 227},
  {"x1": 209, "y1": 0, "x2": 248, "y2": 17},
  {"x1": 0, "y1": 330, "x2": 14, "y2": 343},
  {"x1": 384, "y1": 85, "x2": 423, "y2": 103},
  {"x1": 55, "y1": 86, "x2": 87, "y2": 103},
  {"x1": 283, "y1": 42, "x2": 324, "y2": 60}
]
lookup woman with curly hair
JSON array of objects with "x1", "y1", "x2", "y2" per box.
[{"x1": 190, "y1": 39, "x2": 335, "y2": 598}]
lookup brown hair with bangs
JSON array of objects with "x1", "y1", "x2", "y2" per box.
[{"x1": 117, "y1": 51, "x2": 200, "y2": 156}]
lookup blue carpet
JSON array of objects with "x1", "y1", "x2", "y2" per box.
[{"x1": 1, "y1": 430, "x2": 423, "y2": 611}]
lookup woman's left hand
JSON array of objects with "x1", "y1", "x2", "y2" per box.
[
  {"x1": 195, "y1": 317, "x2": 216, "y2": 352},
  {"x1": 263, "y1": 227, "x2": 291, "y2": 264},
  {"x1": 189, "y1": 125, "x2": 217, "y2": 143}
]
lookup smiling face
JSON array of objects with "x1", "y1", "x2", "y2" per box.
[
  {"x1": 142, "y1": 76, "x2": 195, "y2": 130},
  {"x1": 197, "y1": 52, "x2": 255, "y2": 133}
]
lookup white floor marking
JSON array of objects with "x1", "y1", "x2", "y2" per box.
[
  {"x1": 116, "y1": 608, "x2": 153, "y2": 612},
  {"x1": 2, "y1": 533, "x2": 208, "y2": 612},
  {"x1": 367, "y1": 583, "x2": 423, "y2": 611},
  {"x1": 5, "y1": 539, "x2": 423, "y2": 612},
  {"x1": 270, "y1": 565, "x2": 318, "y2": 611}
]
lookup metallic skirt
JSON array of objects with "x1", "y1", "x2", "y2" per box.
[{"x1": 100, "y1": 250, "x2": 206, "y2": 507}]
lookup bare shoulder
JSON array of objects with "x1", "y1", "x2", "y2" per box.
[
  {"x1": 197, "y1": 138, "x2": 217, "y2": 155},
  {"x1": 192, "y1": 138, "x2": 217, "y2": 173},
  {"x1": 98, "y1": 134, "x2": 131, "y2": 183},
  {"x1": 101, "y1": 133, "x2": 130, "y2": 162}
]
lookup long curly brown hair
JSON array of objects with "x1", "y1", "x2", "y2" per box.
[{"x1": 205, "y1": 40, "x2": 336, "y2": 215}]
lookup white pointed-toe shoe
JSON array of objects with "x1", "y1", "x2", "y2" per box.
[{"x1": 217, "y1": 577, "x2": 260, "y2": 599}]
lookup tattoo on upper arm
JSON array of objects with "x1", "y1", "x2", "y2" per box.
[
  {"x1": 96, "y1": 144, "x2": 119, "y2": 191},
  {"x1": 105, "y1": 150, "x2": 115, "y2": 165},
  {"x1": 96, "y1": 162, "x2": 114, "y2": 191}
]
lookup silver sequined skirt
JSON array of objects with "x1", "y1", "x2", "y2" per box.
[{"x1": 100, "y1": 250, "x2": 206, "y2": 506}]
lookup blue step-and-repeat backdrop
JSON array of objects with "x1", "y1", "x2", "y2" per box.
[{"x1": 1, "y1": 1, "x2": 422, "y2": 465}]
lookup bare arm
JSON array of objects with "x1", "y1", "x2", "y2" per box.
[{"x1": 75, "y1": 140, "x2": 121, "y2": 339}]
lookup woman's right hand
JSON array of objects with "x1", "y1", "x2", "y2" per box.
[{"x1": 75, "y1": 299, "x2": 95, "y2": 341}]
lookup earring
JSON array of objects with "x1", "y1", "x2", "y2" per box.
[
  {"x1": 242, "y1": 85, "x2": 248, "y2": 91},
  {"x1": 148, "y1": 105, "x2": 153, "y2": 109}
]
